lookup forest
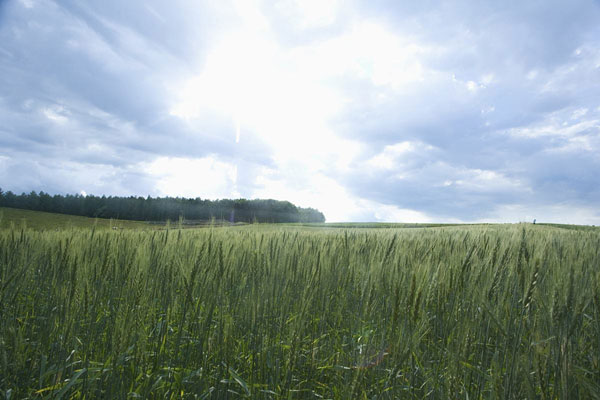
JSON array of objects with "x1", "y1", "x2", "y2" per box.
[{"x1": 0, "y1": 188, "x2": 325, "y2": 223}]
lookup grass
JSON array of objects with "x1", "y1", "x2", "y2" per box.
[
  {"x1": 0, "y1": 219, "x2": 599, "y2": 398},
  {"x1": 0, "y1": 207, "x2": 155, "y2": 231},
  {"x1": 289, "y1": 222, "x2": 465, "y2": 229}
]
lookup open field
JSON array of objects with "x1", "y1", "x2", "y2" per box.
[
  {"x1": 1, "y1": 222, "x2": 599, "y2": 398},
  {"x1": 0, "y1": 207, "x2": 155, "y2": 231},
  {"x1": 290, "y1": 222, "x2": 464, "y2": 229},
  {"x1": 0, "y1": 208, "x2": 248, "y2": 231},
  {"x1": 0, "y1": 208, "x2": 462, "y2": 232}
]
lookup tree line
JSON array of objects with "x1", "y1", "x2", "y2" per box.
[{"x1": 0, "y1": 189, "x2": 326, "y2": 223}]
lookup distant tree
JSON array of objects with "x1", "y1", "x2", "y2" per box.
[
  {"x1": 0, "y1": 189, "x2": 326, "y2": 223},
  {"x1": 38, "y1": 191, "x2": 53, "y2": 212}
]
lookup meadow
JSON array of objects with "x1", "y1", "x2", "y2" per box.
[
  {"x1": 1, "y1": 219, "x2": 599, "y2": 398},
  {"x1": 0, "y1": 207, "x2": 155, "y2": 231}
]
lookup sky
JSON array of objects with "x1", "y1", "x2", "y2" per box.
[{"x1": 1, "y1": 0, "x2": 599, "y2": 223}]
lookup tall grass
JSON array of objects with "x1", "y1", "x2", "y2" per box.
[{"x1": 0, "y1": 224, "x2": 599, "y2": 398}]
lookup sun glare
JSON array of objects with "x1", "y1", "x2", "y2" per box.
[
  {"x1": 145, "y1": 156, "x2": 239, "y2": 199},
  {"x1": 169, "y1": 27, "x2": 352, "y2": 162},
  {"x1": 167, "y1": 7, "x2": 430, "y2": 220}
]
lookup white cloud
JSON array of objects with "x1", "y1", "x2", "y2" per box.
[
  {"x1": 571, "y1": 108, "x2": 588, "y2": 120},
  {"x1": 481, "y1": 106, "x2": 495, "y2": 114},
  {"x1": 144, "y1": 156, "x2": 240, "y2": 199},
  {"x1": 18, "y1": 0, "x2": 34, "y2": 9},
  {"x1": 275, "y1": 0, "x2": 340, "y2": 29},
  {"x1": 0, "y1": 155, "x2": 139, "y2": 196},
  {"x1": 253, "y1": 167, "x2": 361, "y2": 222},
  {"x1": 233, "y1": 0, "x2": 270, "y2": 30},
  {"x1": 526, "y1": 70, "x2": 538, "y2": 80},
  {"x1": 480, "y1": 73, "x2": 494, "y2": 86},
  {"x1": 505, "y1": 112, "x2": 599, "y2": 139},
  {"x1": 42, "y1": 106, "x2": 68, "y2": 124},
  {"x1": 545, "y1": 135, "x2": 598, "y2": 153},
  {"x1": 169, "y1": 20, "x2": 363, "y2": 172},
  {"x1": 372, "y1": 204, "x2": 434, "y2": 223},
  {"x1": 453, "y1": 73, "x2": 491, "y2": 93},
  {"x1": 448, "y1": 168, "x2": 528, "y2": 193},
  {"x1": 252, "y1": 167, "x2": 435, "y2": 222},
  {"x1": 289, "y1": 21, "x2": 428, "y2": 88},
  {"x1": 366, "y1": 141, "x2": 435, "y2": 170},
  {"x1": 508, "y1": 120, "x2": 600, "y2": 138}
]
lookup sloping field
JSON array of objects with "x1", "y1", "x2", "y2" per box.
[
  {"x1": 0, "y1": 207, "x2": 154, "y2": 231},
  {"x1": 1, "y1": 223, "x2": 599, "y2": 398}
]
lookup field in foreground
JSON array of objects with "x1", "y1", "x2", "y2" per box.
[{"x1": 1, "y1": 224, "x2": 599, "y2": 398}]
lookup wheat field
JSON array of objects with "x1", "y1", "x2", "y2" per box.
[{"x1": 1, "y1": 223, "x2": 599, "y2": 398}]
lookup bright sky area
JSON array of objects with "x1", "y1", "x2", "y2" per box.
[{"x1": 1, "y1": 0, "x2": 599, "y2": 223}]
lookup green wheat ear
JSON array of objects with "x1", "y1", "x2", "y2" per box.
[{"x1": 0, "y1": 223, "x2": 598, "y2": 398}]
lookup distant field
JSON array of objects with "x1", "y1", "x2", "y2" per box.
[
  {"x1": 537, "y1": 222, "x2": 599, "y2": 231},
  {"x1": 0, "y1": 208, "x2": 458, "y2": 231},
  {"x1": 293, "y1": 222, "x2": 466, "y2": 229},
  {"x1": 0, "y1": 207, "x2": 248, "y2": 231},
  {"x1": 3, "y1": 206, "x2": 597, "y2": 234},
  {"x1": 0, "y1": 207, "x2": 155, "y2": 230},
  {"x1": 1, "y1": 221, "x2": 599, "y2": 398}
]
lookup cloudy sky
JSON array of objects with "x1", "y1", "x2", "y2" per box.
[{"x1": 1, "y1": 0, "x2": 599, "y2": 223}]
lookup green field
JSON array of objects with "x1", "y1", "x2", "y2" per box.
[
  {"x1": 290, "y1": 222, "x2": 464, "y2": 229},
  {"x1": 0, "y1": 207, "x2": 155, "y2": 231},
  {"x1": 1, "y1": 216, "x2": 599, "y2": 398},
  {"x1": 0, "y1": 208, "x2": 246, "y2": 231}
]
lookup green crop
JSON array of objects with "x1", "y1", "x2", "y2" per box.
[{"x1": 1, "y1": 223, "x2": 598, "y2": 398}]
